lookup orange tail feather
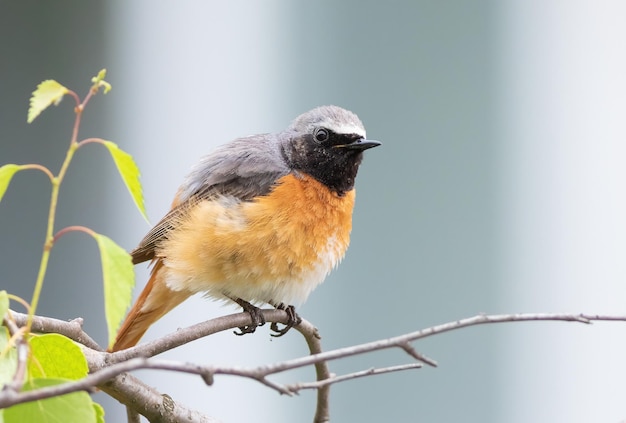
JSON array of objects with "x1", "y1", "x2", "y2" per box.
[{"x1": 110, "y1": 260, "x2": 190, "y2": 352}]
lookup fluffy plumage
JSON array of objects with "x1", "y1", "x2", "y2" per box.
[{"x1": 111, "y1": 106, "x2": 379, "y2": 351}]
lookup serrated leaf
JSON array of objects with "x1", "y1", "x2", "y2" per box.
[
  {"x1": 3, "y1": 378, "x2": 97, "y2": 423},
  {"x1": 102, "y1": 141, "x2": 148, "y2": 222},
  {"x1": 28, "y1": 334, "x2": 88, "y2": 380},
  {"x1": 27, "y1": 80, "x2": 69, "y2": 123},
  {"x1": 0, "y1": 328, "x2": 17, "y2": 389},
  {"x1": 93, "y1": 233, "x2": 135, "y2": 349},
  {"x1": 93, "y1": 402, "x2": 105, "y2": 423},
  {"x1": 0, "y1": 164, "x2": 22, "y2": 204}
]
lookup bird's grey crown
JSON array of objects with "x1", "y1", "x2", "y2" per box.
[{"x1": 289, "y1": 105, "x2": 366, "y2": 138}]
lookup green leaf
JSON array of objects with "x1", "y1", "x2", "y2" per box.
[
  {"x1": 0, "y1": 291, "x2": 8, "y2": 320},
  {"x1": 93, "y1": 402, "x2": 105, "y2": 423},
  {"x1": 91, "y1": 69, "x2": 111, "y2": 94},
  {"x1": 3, "y1": 378, "x2": 97, "y2": 423},
  {"x1": 91, "y1": 69, "x2": 107, "y2": 84},
  {"x1": 93, "y1": 233, "x2": 135, "y2": 349},
  {"x1": 102, "y1": 141, "x2": 148, "y2": 222},
  {"x1": 0, "y1": 164, "x2": 22, "y2": 204},
  {"x1": 0, "y1": 328, "x2": 17, "y2": 389},
  {"x1": 27, "y1": 80, "x2": 69, "y2": 123},
  {"x1": 28, "y1": 334, "x2": 88, "y2": 380}
]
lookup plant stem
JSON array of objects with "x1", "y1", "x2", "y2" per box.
[{"x1": 26, "y1": 92, "x2": 84, "y2": 331}]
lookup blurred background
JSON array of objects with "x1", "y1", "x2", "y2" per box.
[{"x1": 2, "y1": 1, "x2": 626, "y2": 422}]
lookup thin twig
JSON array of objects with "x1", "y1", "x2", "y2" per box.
[
  {"x1": 0, "y1": 358, "x2": 147, "y2": 408},
  {"x1": 286, "y1": 363, "x2": 422, "y2": 392},
  {"x1": 18, "y1": 164, "x2": 54, "y2": 182},
  {"x1": 9, "y1": 310, "x2": 101, "y2": 350},
  {"x1": 3, "y1": 317, "x2": 28, "y2": 391},
  {"x1": 0, "y1": 354, "x2": 289, "y2": 408},
  {"x1": 0, "y1": 355, "x2": 418, "y2": 407},
  {"x1": 246, "y1": 312, "x2": 618, "y2": 377},
  {"x1": 295, "y1": 319, "x2": 331, "y2": 423},
  {"x1": 400, "y1": 342, "x2": 438, "y2": 367},
  {"x1": 106, "y1": 309, "x2": 296, "y2": 363}
]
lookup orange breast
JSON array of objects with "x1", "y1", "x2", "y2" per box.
[{"x1": 159, "y1": 173, "x2": 355, "y2": 305}]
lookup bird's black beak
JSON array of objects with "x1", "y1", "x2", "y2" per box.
[{"x1": 334, "y1": 138, "x2": 382, "y2": 151}]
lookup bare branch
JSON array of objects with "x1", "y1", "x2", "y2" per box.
[
  {"x1": 9, "y1": 310, "x2": 101, "y2": 350},
  {"x1": 0, "y1": 356, "x2": 221, "y2": 422},
  {"x1": 1, "y1": 355, "x2": 417, "y2": 404},
  {"x1": 286, "y1": 363, "x2": 423, "y2": 392},
  {"x1": 107, "y1": 309, "x2": 291, "y2": 363},
  {"x1": 254, "y1": 312, "x2": 623, "y2": 375},
  {"x1": 295, "y1": 319, "x2": 331, "y2": 423},
  {"x1": 399, "y1": 342, "x2": 438, "y2": 367},
  {"x1": 6, "y1": 310, "x2": 626, "y2": 423},
  {"x1": 3, "y1": 317, "x2": 28, "y2": 391},
  {"x1": 98, "y1": 313, "x2": 626, "y2": 398},
  {"x1": 99, "y1": 369, "x2": 222, "y2": 423}
]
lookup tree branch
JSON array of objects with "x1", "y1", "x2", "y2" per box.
[
  {"x1": 9, "y1": 311, "x2": 101, "y2": 350},
  {"x1": 6, "y1": 308, "x2": 327, "y2": 422},
  {"x1": 107, "y1": 309, "x2": 291, "y2": 363},
  {"x1": 98, "y1": 368, "x2": 222, "y2": 423},
  {"x1": 3, "y1": 317, "x2": 28, "y2": 392},
  {"x1": 5, "y1": 311, "x2": 626, "y2": 422},
  {"x1": 295, "y1": 318, "x2": 331, "y2": 423},
  {"x1": 285, "y1": 363, "x2": 423, "y2": 392},
  {"x1": 254, "y1": 312, "x2": 618, "y2": 374}
]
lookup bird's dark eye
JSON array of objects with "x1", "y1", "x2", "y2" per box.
[{"x1": 314, "y1": 128, "x2": 329, "y2": 143}]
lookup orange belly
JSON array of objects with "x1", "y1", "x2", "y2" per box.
[{"x1": 158, "y1": 173, "x2": 355, "y2": 305}]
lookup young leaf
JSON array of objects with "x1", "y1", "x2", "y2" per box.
[
  {"x1": 28, "y1": 334, "x2": 88, "y2": 380},
  {"x1": 91, "y1": 69, "x2": 111, "y2": 94},
  {"x1": 3, "y1": 378, "x2": 97, "y2": 423},
  {"x1": 0, "y1": 328, "x2": 17, "y2": 389},
  {"x1": 91, "y1": 69, "x2": 107, "y2": 85},
  {"x1": 0, "y1": 291, "x2": 8, "y2": 320},
  {"x1": 0, "y1": 164, "x2": 22, "y2": 204},
  {"x1": 93, "y1": 233, "x2": 135, "y2": 349},
  {"x1": 93, "y1": 402, "x2": 105, "y2": 423},
  {"x1": 27, "y1": 80, "x2": 69, "y2": 123},
  {"x1": 102, "y1": 141, "x2": 148, "y2": 222}
]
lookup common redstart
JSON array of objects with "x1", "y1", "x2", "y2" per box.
[{"x1": 111, "y1": 105, "x2": 380, "y2": 351}]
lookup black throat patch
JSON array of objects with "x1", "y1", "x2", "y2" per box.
[{"x1": 282, "y1": 133, "x2": 365, "y2": 196}]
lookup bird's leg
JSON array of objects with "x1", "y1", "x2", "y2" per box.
[
  {"x1": 270, "y1": 303, "x2": 302, "y2": 337},
  {"x1": 232, "y1": 298, "x2": 266, "y2": 336}
]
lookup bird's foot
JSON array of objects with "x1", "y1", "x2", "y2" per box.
[
  {"x1": 233, "y1": 298, "x2": 266, "y2": 336},
  {"x1": 270, "y1": 303, "x2": 302, "y2": 337}
]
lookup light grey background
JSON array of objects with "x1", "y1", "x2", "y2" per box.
[{"x1": 1, "y1": 1, "x2": 625, "y2": 422}]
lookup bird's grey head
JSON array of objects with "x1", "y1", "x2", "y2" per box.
[
  {"x1": 290, "y1": 105, "x2": 367, "y2": 140},
  {"x1": 281, "y1": 105, "x2": 380, "y2": 195}
]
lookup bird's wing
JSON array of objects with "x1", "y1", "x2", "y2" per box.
[{"x1": 131, "y1": 134, "x2": 291, "y2": 264}]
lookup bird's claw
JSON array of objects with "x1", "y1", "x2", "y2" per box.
[
  {"x1": 234, "y1": 298, "x2": 266, "y2": 336},
  {"x1": 270, "y1": 304, "x2": 302, "y2": 337}
]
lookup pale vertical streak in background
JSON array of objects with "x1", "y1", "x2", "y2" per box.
[
  {"x1": 496, "y1": 1, "x2": 626, "y2": 422},
  {"x1": 105, "y1": 3, "x2": 294, "y2": 422}
]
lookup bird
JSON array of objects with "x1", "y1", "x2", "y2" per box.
[{"x1": 110, "y1": 105, "x2": 381, "y2": 351}]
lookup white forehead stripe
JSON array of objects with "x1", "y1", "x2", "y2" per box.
[{"x1": 318, "y1": 120, "x2": 366, "y2": 138}]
